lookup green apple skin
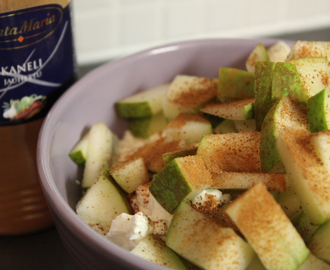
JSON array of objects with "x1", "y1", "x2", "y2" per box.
[
  {"x1": 149, "y1": 155, "x2": 213, "y2": 214},
  {"x1": 162, "y1": 147, "x2": 197, "y2": 167},
  {"x1": 308, "y1": 87, "x2": 330, "y2": 133},
  {"x1": 131, "y1": 235, "x2": 187, "y2": 270},
  {"x1": 129, "y1": 112, "x2": 167, "y2": 138},
  {"x1": 218, "y1": 68, "x2": 255, "y2": 100},
  {"x1": 260, "y1": 96, "x2": 308, "y2": 173},
  {"x1": 246, "y1": 43, "x2": 269, "y2": 73},
  {"x1": 272, "y1": 62, "x2": 308, "y2": 109},
  {"x1": 254, "y1": 61, "x2": 275, "y2": 131},
  {"x1": 69, "y1": 131, "x2": 90, "y2": 165},
  {"x1": 214, "y1": 119, "x2": 237, "y2": 134}
]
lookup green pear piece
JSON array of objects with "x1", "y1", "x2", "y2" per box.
[
  {"x1": 69, "y1": 131, "x2": 90, "y2": 165},
  {"x1": 129, "y1": 111, "x2": 167, "y2": 138},
  {"x1": 214, "y1": 119, "x2": 237, "y2": 134},
  {"x1": 260, "y1": 96, "x2": 309, "y2": 173},
  {"x1": 165, "y1": 113, "x2": 213, "y2": 145},
  {"x1": 109, "y1": 157, "x2": 149, "y2": 194},
  {"x1": 296, "y1": 212, "x2": 319, "y2": 244},
  {"x1": 162, "y1": 75, "x2": 218, "y2": 121},
  {"x1": 82, "y1": 122, "x2": 114, "y2": 189},
  {"x1": 76, "y1": 168, "x2": 132, "y2": 235},
  {"x1": 116, "y1": 84, "x2": 169, "y2": 118},
  {"x1": 286, "y1": 40, "x2": 330, "y2": 61},
  {"x1": 149, "y1": 155, "x2": 214, "y2": 214},
  {"x1": 201, "y1": 98, "x2": 255, "y2": 120},
  {"x1": 246, "y1": 43, "x2": 269, "y2": 73},
  {"x1": 197, "y1": 132, "x2": 261, "y2": 175},
  {"x1": 267, "y1": 41, "x2": 291, "y2": 62},
  {"x1": 226, "y1": 182, "x2": 310, "y2": 270},
  {"x1": 308, "y1": 87, "x2": 330, "y2": 133},
  {"x1": 277, "y1": 128, "x2": 330, "y2": 225},
  {"x1": 217, "y1": 68, "x2": 255, "y2": 100},
  {"x1": 271, "y1": 61, "x2": 308, "y2": 109},
  {"x1": 234, "y1": 119, "x2": 257, "y2": 132},
  {"x1": 308, "y1": 219, "x2": 330, "y2": 264},
  {"x1": 253, "y1": 61, "x2": 275, "y2": 131},
  {"x1": 289, "y1": 57, "x2": 329, "y2": 98},
  {"x1": 131, "y1": 235, "x2": 187, "y2": 270},
  {"x1": 166, "y1": 201, "x2": 256, "y2": 270}
]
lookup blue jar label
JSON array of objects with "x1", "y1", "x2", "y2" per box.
[{"x1": 0, "y1": 3, "x2": 75, "y2": 125}]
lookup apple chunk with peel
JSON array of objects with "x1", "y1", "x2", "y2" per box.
[
  {"x1": 309, "y1": 130, "x2": 330, "y2": 169},
  {"x1": 260, "y1": 96, "x2": 309, "y2": 173},
  {"x1": 308, "y1": 87, "x2": 330, "y2": 133},
  {"x1": 267, "y1": 41, "x2": 291, "y2": 62},
  {"x1": 76, "y1": 169, "x2": 133, "y2": 235},
  {"x1": 149, "y1": 155, "x2": 214, "y2": 214},
  {"x1": 277, "y1": 128, "x2": 330, "y2": 225},
  {"x1": 69, "y1": 130, "x2": 90, "y2": 165},
  {"x1": 226, "y1": 182, "x2": 310, "y2": 270},
  {"x1": 201, "y1": 98, "x2": 255, "y2": 121},
  {"x1": 286, "y1": 40, "x2": 330, "y2": 61},
  {"x1": 245, "y1": 43, "x2": 269, "y2": 73},
  {"x1": 162, "y1": 75, "x2": 218, "y2": 121},
  {"x1": 82, "y1": 122, "x2": 114, "y2": 189},
  {"x1": 197, "y1": 132, "x2": 261, "y2": 175},
  {"x1": 115, "y1": 83, "x2": 169, "y2": 118},
  {"x1": 131, "y1": 235, "x2": 187, "y2": 270},
  {"x1": 166, "y1": 201, "x2": 256, "y2": 270},
  {"x1": 218, "y1": 68, "x2": 255, "y2": 100},
  {"x1": 109, "y1": 157, "x2": 149, "y2": 194},
  {"x1": 165, "y1": 113, "x2": 212, "y2": 145}
]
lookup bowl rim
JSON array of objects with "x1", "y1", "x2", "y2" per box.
[{"x1": 37, "y1": 37, "x2": 294, "y2": 269}]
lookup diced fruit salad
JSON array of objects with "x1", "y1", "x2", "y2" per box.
[{"x1": 70, "y1": 40, "x2": 330, "y2": 270}]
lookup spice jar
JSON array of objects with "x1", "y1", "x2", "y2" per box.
[{"x1": 0, "y1": 0, "x2": 76, "y2": 234}]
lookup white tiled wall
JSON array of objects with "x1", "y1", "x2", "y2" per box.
[{"x1": 72, "y1": 0, "x2": 330, "y2": 65}]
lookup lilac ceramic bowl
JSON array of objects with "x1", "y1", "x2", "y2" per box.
[{"x1": 37, "y1": 38, "x2": 288, "y2": 270}]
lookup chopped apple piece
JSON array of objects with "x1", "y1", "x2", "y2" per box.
[
  {"x1": 69, "y1": 131, "x2": 90, "y2": 165},
  {"x1": 260, "y1": 96, "x2": 309, "y2": 173},
  {"x1": 76, "y1": 169, "x2": 132, "y2": 235},
  {"x1": 214, "y1": 119, "x2": 237, "y2": 134},
  {"x1": 277, "y1": 128, "x2": 330, "y2": 225},
  {"x1": 253, "y1": 61, "x2": 275, "y2": 131},
  {"x1": 116, "y1": 84, "x2": 169, "y2": 118},
  {"x1": 309, "y1": 130, "x2": 330, "y2": 169},
  {"x1": 234, "y1": 119, "x2": 257, "y2": 132},
  {"x1": 128, "y1": 112, "x2": 167, "y2": 138},
  {"x1": 286, "y1": 40, "x2": 330, "y2": 61},
  {"x1": 308, "y1": 219, "x2": 330, "y2": 264},
  {"x1": 201, "y1": 98, "x2": 255, "y2": 121},
  {"x1": 226, "y1": 182, "x2": 310, "y2": 270},
  {"x1": 308, "y1": 87, "x2": 330, "y2": 133},
  {"x1": 218, "y1": 68, "x2": 255, "y2": 100},
  {"x1": 131, "y1": 235, "x2": 187, "y2": 270},
  {"x1": 82, "y1": 122, "x2": 114, "y2": 189},
  {"x1": 197, "y1": 132, "x2": 261, "y2": 175},
  {"x1": 162, "y1": 75, "x2": 218, "y2": 121},
  {"x1": 109, "y1": 157, "x2": 149, "y2": 194},
  {"x1": 149, "y1": 155, "x2": 214, "y2": 214},
  {"x1": 277, "y1": 187, "x2": 303, "y2": 225},
  {"x1": 298, "y1": 253, "x2": 330, "y2": 270},
  {"x1": 246, "y1": 43, "x2": 269, "y2": 73},
  {"x1": 296, "y1": 212, "x2": 319, "y2": 244},
  {"x1": 167, "y1": 202, "x2": 255, "y2": 270},
  {"x1": 162, "y1": 147, "x2": 197, "y2": 167},
  {"x1": 165, "y1": 113, "x2": 212, "y2": 145},
  {"x1": 267, "y1": 41, "x2": 291, "y2": 62}
]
